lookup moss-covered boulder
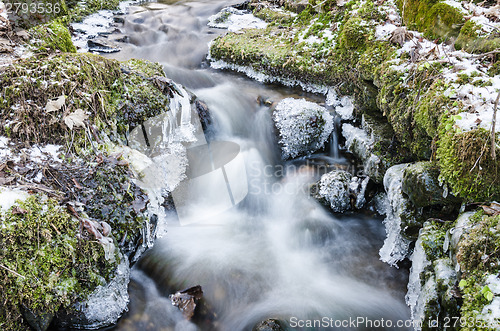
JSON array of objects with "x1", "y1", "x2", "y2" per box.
[
  {"x1": 29, "y1": 18, "x2": 76, "y2": 53},
  {"x1": 0, "y1": 193, "x2": 117, "y2": 330},
  {"x1": 402, "y1": 161, "x2": 461, "y2": 208},
  {"x1": 0, "y1": 51, "x2": 179, "y2": 329}
]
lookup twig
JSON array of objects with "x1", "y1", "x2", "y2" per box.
[
  {"x1": 471, "y1": 50, "x2": 500, "y2": 59},
  {"x1": 0, "y1": 264, "x2": 25, "y2": 279},
  {"x1": 491, "y1": 90, "x2": 499, "y2": 161}
]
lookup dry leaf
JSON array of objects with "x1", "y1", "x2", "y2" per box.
[
  {"x1": 12, "y1": 206, "x2": 28, "y2": 215},
  {"x1": 46, "y1": 95, "x2": 66, "y2": 113},
  {"x1": 63, "y1": 109, "x2": 88, "y2": 130}
]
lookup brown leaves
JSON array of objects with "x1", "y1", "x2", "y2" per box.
[
  {"x1": 389, "y1": 27, "x2": 413, "y2": 47},
  {"x1": 45, "y1": 95, "x2": 66, "y2": 113},
  {"x1": 481, "y1": 202, "x2": 500, "y2": 216},
  {"x1": 169, "y1": 285, "x2": 203, "y2": 320},
  {"x1": 63, "y1": 109, "x2": 88, "y2": 130}
]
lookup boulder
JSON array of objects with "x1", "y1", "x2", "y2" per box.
[
  {"x1": 273, "y1": 98, "x2": 333, "y2": 159},
  {"x1": 402, "y1": 161, "x2": 461, "y2": 208}
]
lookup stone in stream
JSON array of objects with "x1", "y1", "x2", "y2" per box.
[
  {"x1": 252, "y1": 318, "x2": 287, "y2": 331},
  {"x1": 169, "y1": 285, "x2": 204, "y2": 320},
  {"x1": 87, "y1": 39, "x2": 121, "y2": 53},
  {"x1": 311, "y1": 170, "x2": 369, "y2": 213},
  {"x1": 273, "y1": 98, "x2": 333, "y2": 160}
]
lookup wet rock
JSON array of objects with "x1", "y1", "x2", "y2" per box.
[
  {"x1": 88, "y1": 39, "x2": 121, "y2": 53},
  {"x1": 273, "y1": 98, "x2": 333, "y2": 159},
  {"x1": 55, "y1": 257, "x2": 131, "y2": 329},
  {"x1": 169, "y1": 285, "x2": 203, "y2": 320},
  {"x1": 402, "y1": 161, "x2": 461, "y2": 208},
  {"x1": 406, "y1": 223, "x2": 460, "y2": 329},
  {"x1": 21, "y1": 307, "x2": 53, "y2": 331},
  {"x1": 252, "y1": 318, "x2": 287, "y2": 331},
  {"x1": 342, "y1": 113, "x2": 411, "y2": 184}
]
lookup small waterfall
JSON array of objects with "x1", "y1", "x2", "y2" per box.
[{"x1": 329, "y1": 113, "x2": 341, "y2": 160}]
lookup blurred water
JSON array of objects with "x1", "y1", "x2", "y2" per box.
[{"x1": 105, "y1": 1, "x2": 411, "y2": 330}]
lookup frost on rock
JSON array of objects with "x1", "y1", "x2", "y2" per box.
[
  {"x1": 70, "y1": 256, "x2": 130, "y2": 329},
  {"x1": 406, "y1": 234, "x2": 431, "y2": 328},
  {"x1": 342, "y1": 123, "x2": 387, "y2": 182},
  {"x1": 315, "y1": 170, "x2": 352, "y2": 213},
  {"x1": 379, "y1": 164, "x2": 412, "y2": 266},
  {"x1": 479, "y1": 274, "x2": 500, "y2": 326},
  {"x1": 326, "y1": 89, "x2": 354, "y2": 120},
  {"x1": 209, "y1": 59, "x2": 329, "y2": 94},
  {"x1": 273, "y1": 98, "x2": 333, "y2": 159},
  {"x1": 208, "y1": 7, "x2": 267, "y2": 32}
]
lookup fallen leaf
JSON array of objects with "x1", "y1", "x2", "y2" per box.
[
  {"x1": 12, "y1": 206, "x2": 27, "y2": 215},
  {"x1": 63, "y1": 109, "x2": 88, "y2": 130},
  {"x1": 72, "y1": 178, "x2": 83, "y2": 190},
  {"x1": 481, "y1": 203, "x2": 500, "y2": 216},
  {"x1": 46, "y1": 95, "x2": 66, "y2": 113}
]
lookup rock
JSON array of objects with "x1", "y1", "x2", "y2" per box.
[
  {"x1": 87, "y1": 39, "x2": 121, "y2": 53},
  {"x1": 169, "y1": 285, "x2": 203, "y2": 320},
  {"x1": 273, "y1": 98, "x2": 333, "y2": 159},
  {"x1": 406, "y1": 223, "x2": 460, "y2": 329},
  {"x1": 252, "y1": 318, "x2": 287, "y2": 331},
  {"x1": 402, "y1": 161, "x2": 461, "y2": 208},
  {"x1": 312, "y1": 170, "x2": 352, "y2": 213},
  {"x1": 55, "y1": 257, "x2": 131, "y2": 329},
  {"x1": 342, "y1": 113, "x2": 412, "y2": 184},
  {"x1": 21, "y1": 307, "x2": 53, "y2": 331}
]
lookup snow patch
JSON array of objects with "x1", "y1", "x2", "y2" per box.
[
  {"x1": 208, "y1": 7, "x2": 267, "y2": 32},
  {"x1": 0, "y1": 188, "x2": 30, "y2": 212},
  {"x1": 326, "y1": 89, "x2": 354, "y2": 120}
]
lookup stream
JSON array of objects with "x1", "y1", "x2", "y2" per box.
[{"x1": 95, "y1": 0, "x2": 411, "y2": 329}]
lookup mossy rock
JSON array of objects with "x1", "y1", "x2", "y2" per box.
[
  {"x1": 0, "y1": 194, "x2": 116, "y2": 330},
  {"x1": 455, "y1": 19, "x2": 500, "y2": 54},
  {"x1": 402, "y1": 161, "x2": 461, "y2": 208},
  {"x1": 0, "y1": 53, "x2": 169, "y2": 153},
  {"x1": 29, "y1": 18, "x2": 77, "y2": 53},
  {"x1": 437, "y1": 126, "x2": 500, "y2": 202},
  {"x1": 457, "y1": 211, "x2": 500, "y2": 329},
  {"x1": 397, "y1": 0, "x2": 464, "y2": 41}
]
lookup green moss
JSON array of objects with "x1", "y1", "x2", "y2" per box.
[
  {"x1": 253, "y1": 7, "x2": 296, "y2": 24},
  {"x1": 0, "y1": 53, "x2": 169, "y2": 152},
  {"x1": 456, "y1": 20, "x2": 500, "y2": 54},
  {"x1": 457, "y1": 212, "x2": 500, "y2": 330},
  {"x1": 437, "y1": 125, "x2": 500, "y2": 202},
  {"x1": 0, "y1": 194, "x2": 116, "y2": 330},
  {"x1": 29, "y1": 18, "x2": 77, "y2": 53}
]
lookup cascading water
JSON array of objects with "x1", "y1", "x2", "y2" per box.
[{"x1": 96, "y1": 1, "x2": 412, "y2": 329}]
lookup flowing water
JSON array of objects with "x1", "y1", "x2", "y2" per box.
[{"x1": 100, "y1": 1, "x2": 411, "y2": 329}]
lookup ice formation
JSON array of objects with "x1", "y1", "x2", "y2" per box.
[{"x1": 273, "y1": 98, "x2": 334, "y2": 159}]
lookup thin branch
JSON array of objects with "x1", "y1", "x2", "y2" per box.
[
  {"x1": 0, "y1": 264, "x2": 25, "y2": 279},
  {"x1": 491, "y1": 90, "x2": 500, "y2": 161}
]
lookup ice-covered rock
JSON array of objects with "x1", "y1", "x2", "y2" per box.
[
  {"x1": 379, "y1": 164, "x2": 412, "y2": 266},
  {"x1": 406, "y1": 224, "x2": 459, "y2": 330},
  {"x1": 313, "y1": 170, "x2": 352, "y2": 212},
  {"x1": 208, "y1": 7, "x2": 267, "y2": 32},
  {"x1": 311, "y1": 170, "x2": 369, "y2": 212},
  {"x1": 273, "y1": 98, "x2": 333, "y2": 159},
  {"x1": 56, "y1": 256, "x2": 130, "y2": 329}
]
